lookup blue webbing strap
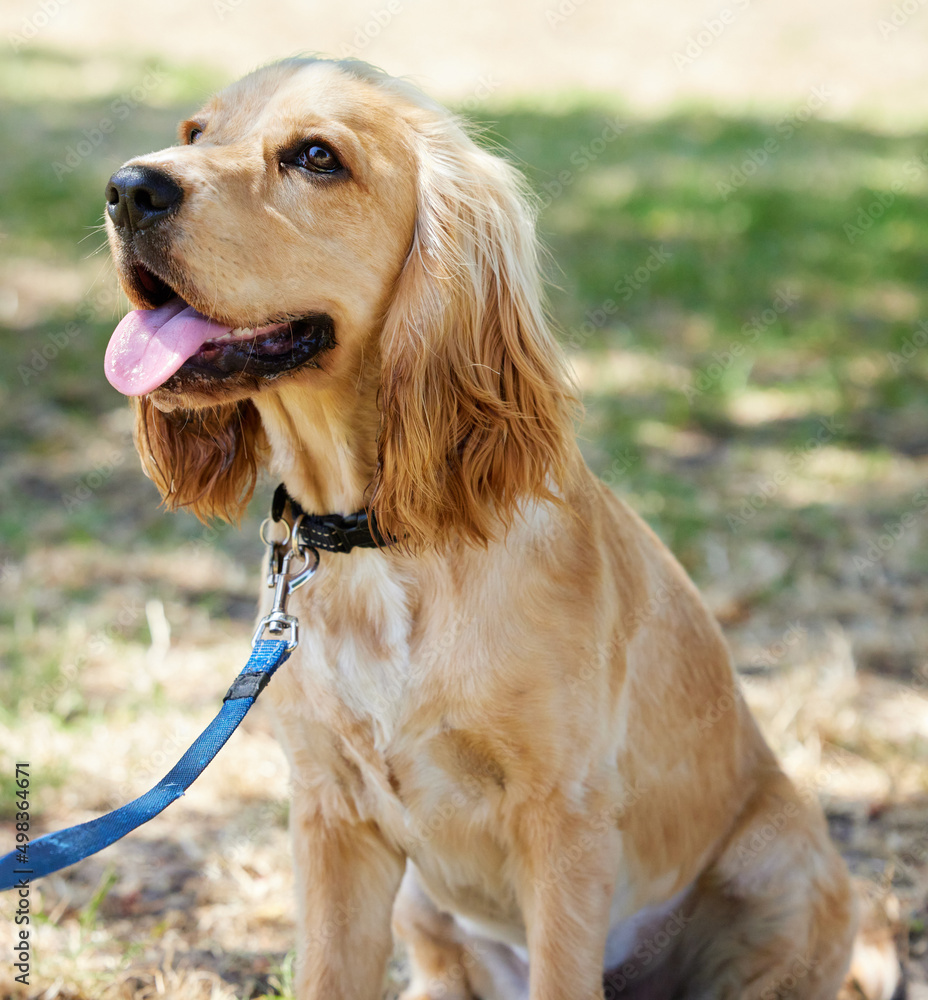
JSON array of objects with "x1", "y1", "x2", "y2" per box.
[{"x1": 0, "y1": 638, "x2": 291, "y2": 890}]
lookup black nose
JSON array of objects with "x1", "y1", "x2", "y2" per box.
[{"x1": 105, "y1": 165, "x2": 183, "y2": 232}]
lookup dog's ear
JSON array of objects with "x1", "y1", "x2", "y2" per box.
[
  {"x1": 132, "y1": 397, "x2": 267, "y2": 523},
  {"x1": 370, "y1": 120, "x2": 579, "y2": 550}
]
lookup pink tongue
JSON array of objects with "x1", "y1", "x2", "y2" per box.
[{"x1": 104, "y1": 298, "x2": 232, "y2": 396}]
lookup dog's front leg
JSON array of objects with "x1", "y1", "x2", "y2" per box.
[
  {"x1": 520, "y1": 812, "x2": 617, "y2": 1000},
  {"x1": 291, "y1": 800, "x2": 405, "y2": 1000}
]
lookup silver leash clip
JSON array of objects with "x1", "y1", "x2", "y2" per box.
[{"x1": 252, "y1": 517, "x2": 319, "y2": 651}]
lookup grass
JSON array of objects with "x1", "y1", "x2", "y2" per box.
[{"x1": 1, "y1": 46, "x2": 927, "y2": 997}]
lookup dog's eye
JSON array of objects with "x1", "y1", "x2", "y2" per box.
[
  {"x1": 296, "y1": 143, "x2": 342, "y2": 174},
  {"x1": 187, "y1": 126, "x2": 203, "y2": 145}
]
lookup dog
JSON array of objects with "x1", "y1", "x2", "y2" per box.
[{"x1": 102, "y1": 56, "x2": 889, "y2": 1000}]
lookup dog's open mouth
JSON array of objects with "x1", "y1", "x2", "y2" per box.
[{"x1": 104, "y1": 265, "x2": 335, "y2": 396}]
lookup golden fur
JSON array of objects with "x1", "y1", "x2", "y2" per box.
[{"x1": 106, "y1": 58, "x2": 891, "y2": 999}]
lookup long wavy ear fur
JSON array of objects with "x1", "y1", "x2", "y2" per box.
[
  {"x1": 132, "y1": 397, "x2": 267, "y2": 523},
  {"x1": 370, "y1": 111, "x2": 579, "y2": 550}
]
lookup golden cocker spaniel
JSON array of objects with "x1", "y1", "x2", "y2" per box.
[{"x1": 102, "y1": 57, "x2": 891, "y2": 1000}]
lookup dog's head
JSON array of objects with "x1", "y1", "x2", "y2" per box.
[{"x1": 105, "y1": 58, "x2": 577, "y2": 548}]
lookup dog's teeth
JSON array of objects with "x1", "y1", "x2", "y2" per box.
[
  {"x1": 203, "y1": 322, "x2": 289, "y2": 348},
  {"x1": 209, "y1": 328, "x2": 255, "y2": 344}
]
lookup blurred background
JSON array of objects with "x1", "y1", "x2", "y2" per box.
[{"x1": 0, "y1": 1, "x2": 927, "y2": 996}]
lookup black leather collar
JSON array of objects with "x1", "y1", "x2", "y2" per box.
[{"x1": 270, "y1": 483, "x2": 388, "y2": 553}]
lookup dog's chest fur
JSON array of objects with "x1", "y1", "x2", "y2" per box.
[
  {"x1": 264, "y1": 533, "x2": 600, "y2": 940},
  {"x1": 262, "y1": 501, "x2": 746, "y2": 958}
]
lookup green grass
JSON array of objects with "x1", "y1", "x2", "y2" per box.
[{"x1": 479, "y1": 102, "x2": 928, "y2": 563}]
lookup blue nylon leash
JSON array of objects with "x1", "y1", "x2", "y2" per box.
[
  {"x1": 0, "y1": 493, "x2": 326, "y2": 893},
  {"x1": 0, "y1": 639, "x2": 292, "y2": 890}
]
